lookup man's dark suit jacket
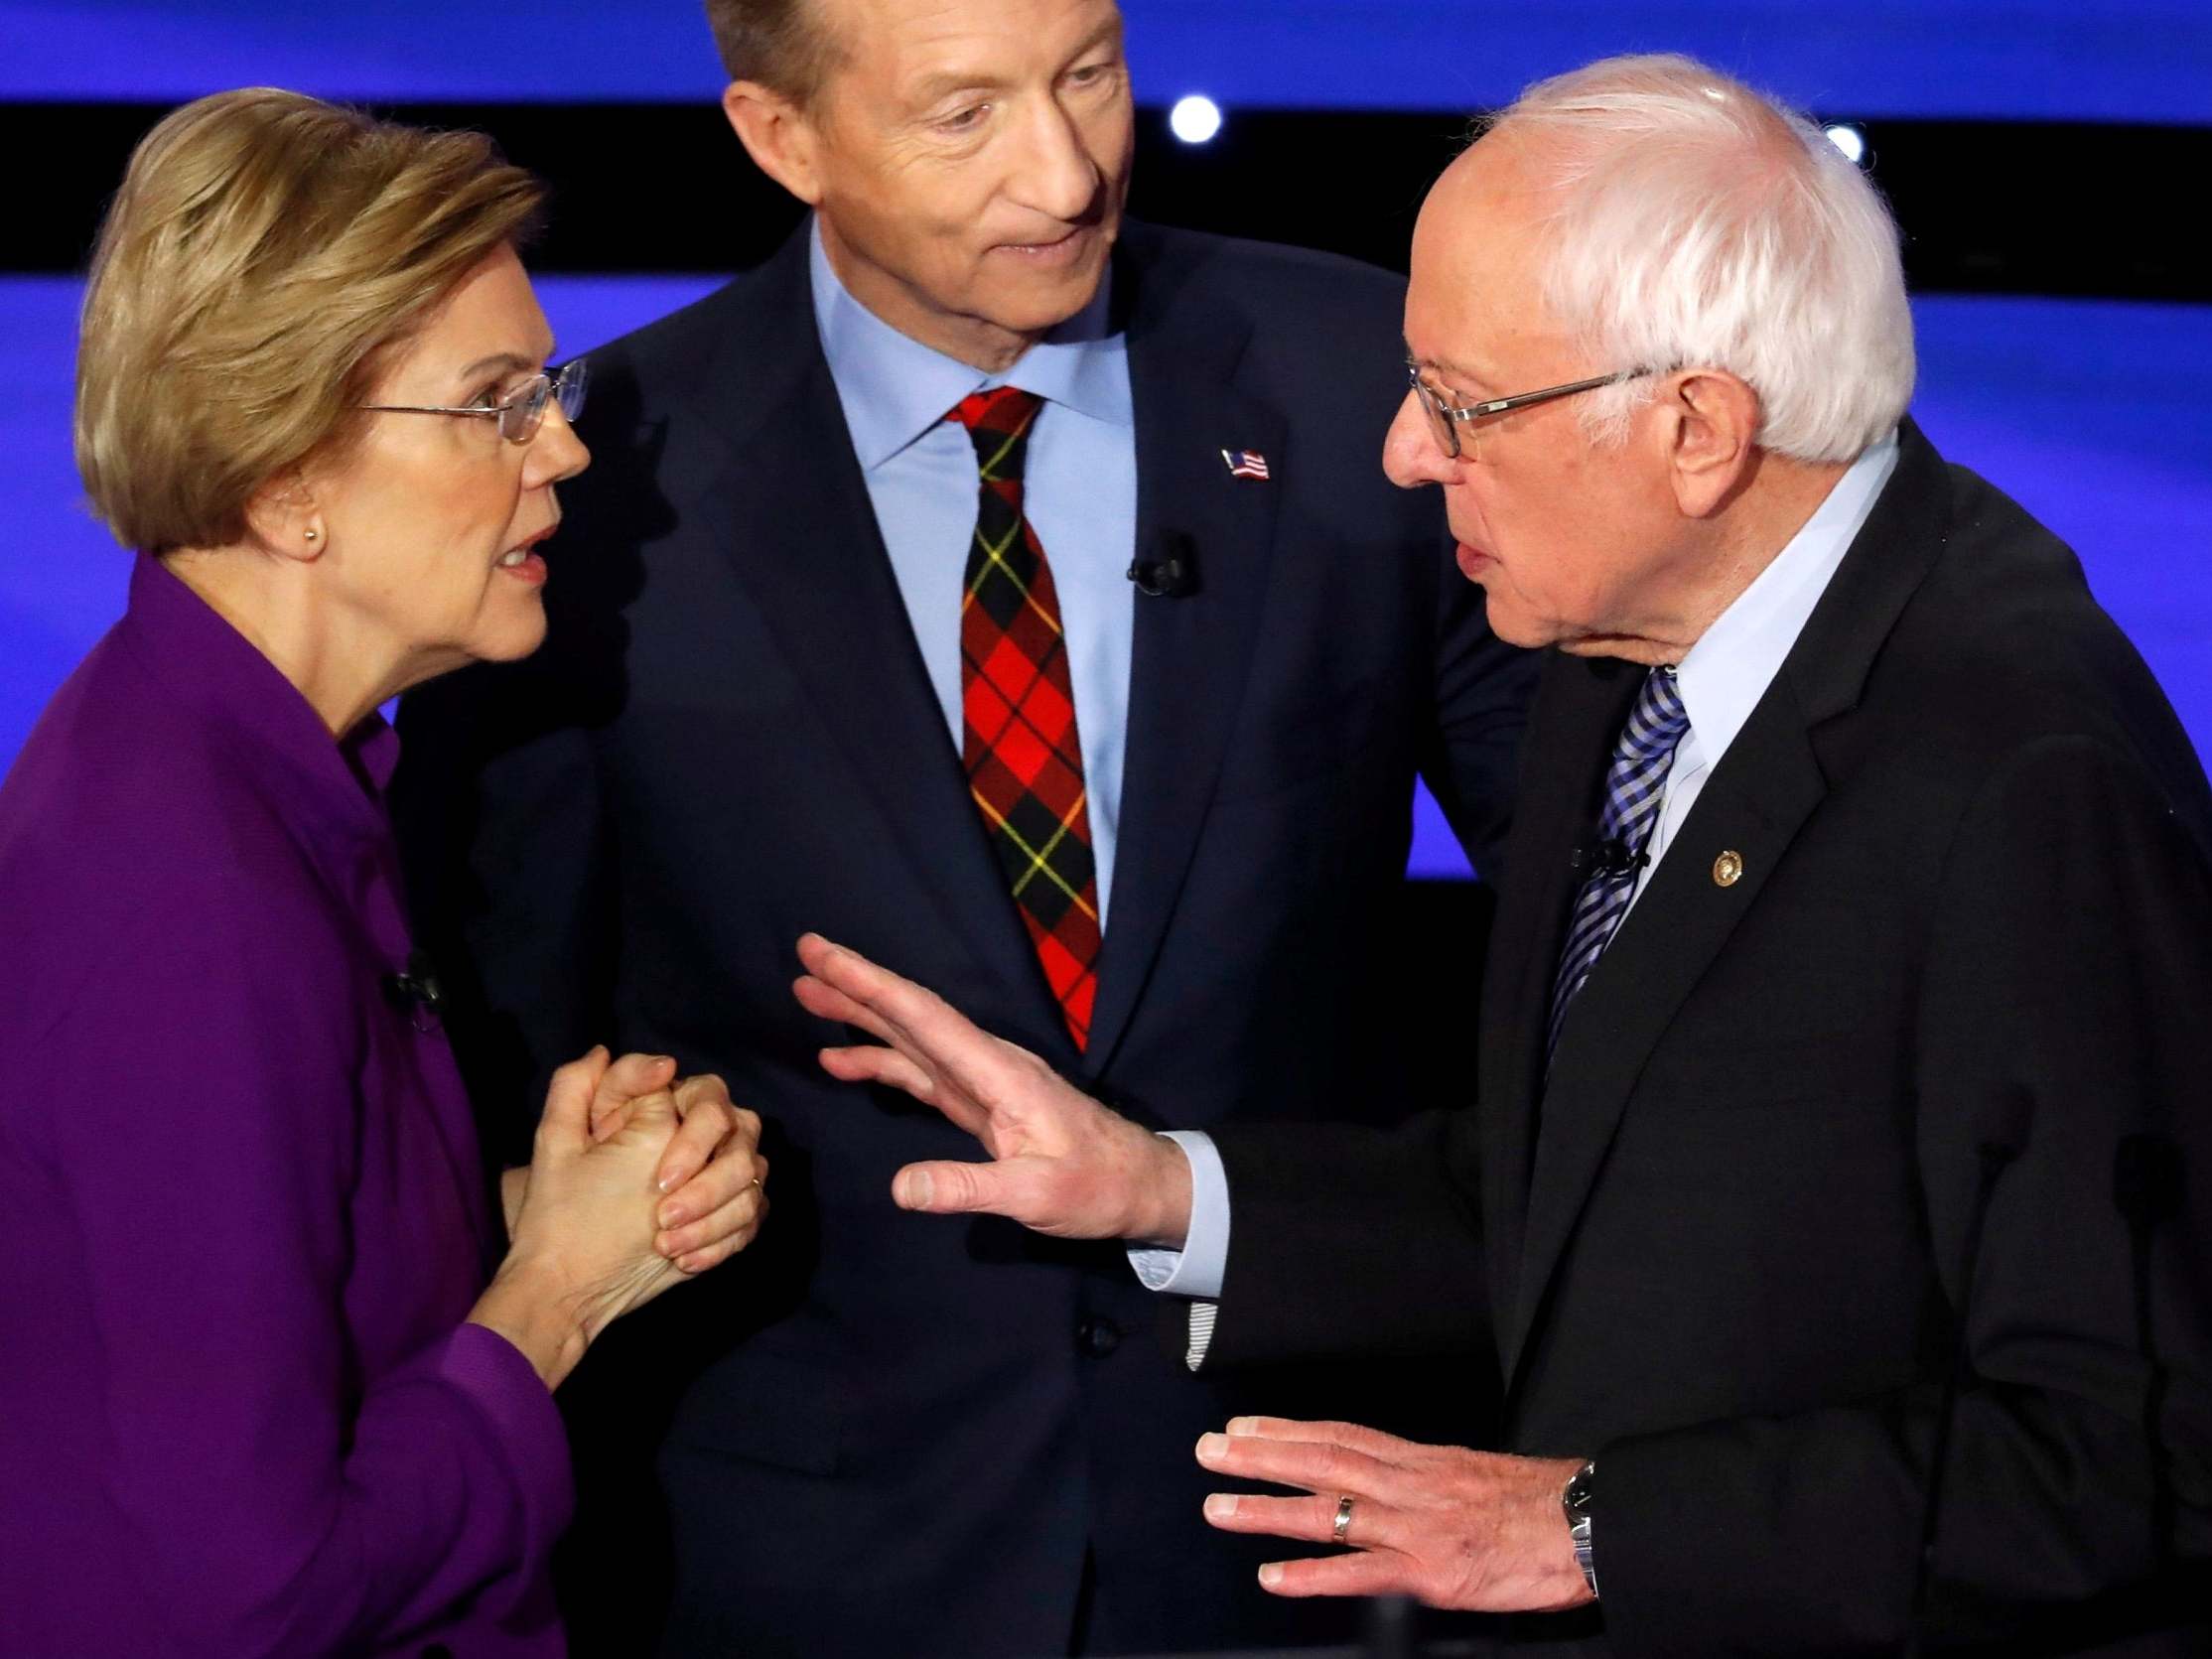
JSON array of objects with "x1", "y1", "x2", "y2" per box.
[
  {"x1": 391, "y1": 221, "x2": 1536, "y2": 1656},
  {"x1": 1197, "y1": 422, "x2": 2212, "y2": 1655}
]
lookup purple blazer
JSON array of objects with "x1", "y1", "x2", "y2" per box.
[{"x1": 0, "y1": 555, "x2": 572, "y2": 1655}]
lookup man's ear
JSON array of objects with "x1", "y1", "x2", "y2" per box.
[
  {"x1": 723, "y1": 79, "x2": 827, "y2": 207},
  {"x1": 1660, "y1": 369, "x2": 1762, "y2": 519},
  {"x1": 243, "y1": 470, "x2": 327, "y2": 564}
]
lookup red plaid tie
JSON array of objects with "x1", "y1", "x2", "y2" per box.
[{"x1": 950, "y1": 386, "x2": 1102, "y2": 1048}]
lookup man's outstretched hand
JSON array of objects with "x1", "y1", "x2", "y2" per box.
[{"x1": 792, "y1": 933, "x2": 1192, "y2": 1245}]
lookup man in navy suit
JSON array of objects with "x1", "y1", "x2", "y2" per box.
[{"x1": 392, "y1": 0, "x2": 1534, "y2": 1652}]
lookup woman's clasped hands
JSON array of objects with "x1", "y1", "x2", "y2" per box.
[{"x1": 476, "y1": 1047, "x2": 766, "y2": 1387}]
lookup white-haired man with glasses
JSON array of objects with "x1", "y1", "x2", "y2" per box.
[{"x1": 791, "y1": 52, "x2": 2212, "y2": 1655}]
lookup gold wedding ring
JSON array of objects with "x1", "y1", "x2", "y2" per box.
[{"x1": 1332, "y1": 1493, "x2": 1356, "y2": 1546}]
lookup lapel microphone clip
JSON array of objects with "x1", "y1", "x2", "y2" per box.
[
  {"x1": 1127, "y1": 531, "x2": 1200, "y2": 599},
  {"x1": 1569, "y1": 836, "x2": 1649, "y2": 880},
  {"x1": 380, "y1": 949, "x2": 447, "y2": 1031}
]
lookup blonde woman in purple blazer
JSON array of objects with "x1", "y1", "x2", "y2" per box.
[{"x1": 0, "y1": 91, "x2": 768, "y2": 1655}]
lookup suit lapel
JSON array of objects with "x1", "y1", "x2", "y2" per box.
[
  {"x1": 1502, "y1": 682, "x2": 1830, "y2": 1377},
  {"x1": 667, "y1": 235, "x2": 1059, "y2": 1041},
  {"x1": 1500, "y1": 421, "x2": 1958, "y2": 1381},
  {"x1": 1475, "y1": 652, "x2": 1640, "y2": 1350},
  {"x1": 1082, "y1": 227, "x2": 1288, "y2": 1074}
]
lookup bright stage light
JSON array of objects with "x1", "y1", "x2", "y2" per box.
[
  {"x1": 1170, "y1": 95, "x2": 1223, "y2": 145},
  {"x1": 1824, "y1": 123, "x2": 1867, "y2": 165}
]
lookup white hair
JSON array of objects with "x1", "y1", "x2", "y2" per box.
[{"x1": 1491, "y1": 54, "x2": 1915, "y2": 464}]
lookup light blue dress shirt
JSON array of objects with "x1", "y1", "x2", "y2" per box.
[
  {"x1": 1629, "y1": 429, "x2": 1899, "y2": 911},
  {"x1": 1136, "y1": 431, "x2": 1905, "y2": 1345},
  {"x1": 808, "y1": 220, "x2": 1138, "y2": 924}
]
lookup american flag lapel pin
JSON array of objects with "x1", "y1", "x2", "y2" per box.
[{"x1": 1220, "y1": 448, "x2": 1271, "y2": 482}]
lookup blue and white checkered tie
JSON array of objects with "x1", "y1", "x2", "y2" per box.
[{"x1": 1547, "y1": 667, "x2": 1691, "y2": 1063}]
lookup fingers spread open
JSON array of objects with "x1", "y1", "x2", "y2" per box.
[
  {"x1": 793, "y1": 972, "x2": 903, "y2": 1048},
  {"x1": 798, "y1": 935, "x2": 1000, "y2": 1079},
  {"x1": 797, "y1": 976, "x2": 981, "y2": 1125},
  {"x1": 795, "y1": 937, "x2": 936, "y2": 1036},
  {"x1": 817, "y1": 1040, "x2": 933, "y2": 1096},
  {"x1": 816, "y1": 1043, "x2": 1001, "y2": 1140},
  {"x1": 799, "y1": 938, "x2": 1076, "y2": 1156}
]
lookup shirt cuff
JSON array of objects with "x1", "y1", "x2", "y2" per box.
[{"x1": 1126, "y1": 1130, "x2": 1230, "y2": 1300}]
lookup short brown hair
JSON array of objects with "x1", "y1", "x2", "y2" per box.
[
  {"x1": 75, "y1": 88, "x2": 545, "y2": 555},
  {"x1": 702, "y1": 0, "x2": 844, "y2": 102}
]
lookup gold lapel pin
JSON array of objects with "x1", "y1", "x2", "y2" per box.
[{"x1": 1713, "y1": 850, "x2": 1744, "y2": 888}]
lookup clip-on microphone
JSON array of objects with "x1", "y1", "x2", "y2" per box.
[
  {"x1": 380, "y1": 948, "x2": 447, "y2": 1031},
  {"x1": 1127, "y1": 530, "x2": 1200, "y2": 599},
  {"x1": 1568, "y1": 836, "x2": 1648, "y2": 880}
]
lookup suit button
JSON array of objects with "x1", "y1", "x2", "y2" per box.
[{"x1": 1076, "y1": 1316, "x2": 1123, "y2": 1357}]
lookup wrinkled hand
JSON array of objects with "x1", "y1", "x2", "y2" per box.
[
  {"x1": 507, "y1": 1049, "x2": 687, "y2": 1334},
  {"x1": 505, "y1": 1061, "x2": 768, "y2": 1275},
  {"x1": 791, "y1": 933, "x2": 1191, "y2": 1244},
  {"x1": 584, "y1": 1065, "x2": 768, "y2": 1275},
  {"x1": 499, "y1": 1051, "x2": 680, "y2": 1238},
  {"x1": 478, "y1": 1048, "x2": 765, "y2": 1387},
  {"x1": 1196, "y1": 1417, "x2": 1591, "y2": 1611}
]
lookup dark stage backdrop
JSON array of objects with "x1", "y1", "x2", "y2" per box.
[{"x1": 4, "y1": 4, "x2": 2208, "y2": 879}]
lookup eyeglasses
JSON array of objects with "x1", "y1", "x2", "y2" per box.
[
  {"x1": 1405, "y1": 361, "x2": 1657, "y2": 461},
  {"x1": 362, "y1": 357, "x2": 589, "y2": 445}
]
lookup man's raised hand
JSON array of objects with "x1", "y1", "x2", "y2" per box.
[{"x1": 792, "y1": 934, "x2": 1192, "y2": 1245}]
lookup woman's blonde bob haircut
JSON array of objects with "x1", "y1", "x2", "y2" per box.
[{"x1": 76, "y1": 88, "x2": 546, "y2": 555}]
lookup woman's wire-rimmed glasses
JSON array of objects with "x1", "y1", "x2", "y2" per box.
[
  {"x1": 1406, "y1": 361, "x2": 1657, "y2": 461},
  {"x1": 363, "y1": 357, "x2": 589, "y2": 445}
]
